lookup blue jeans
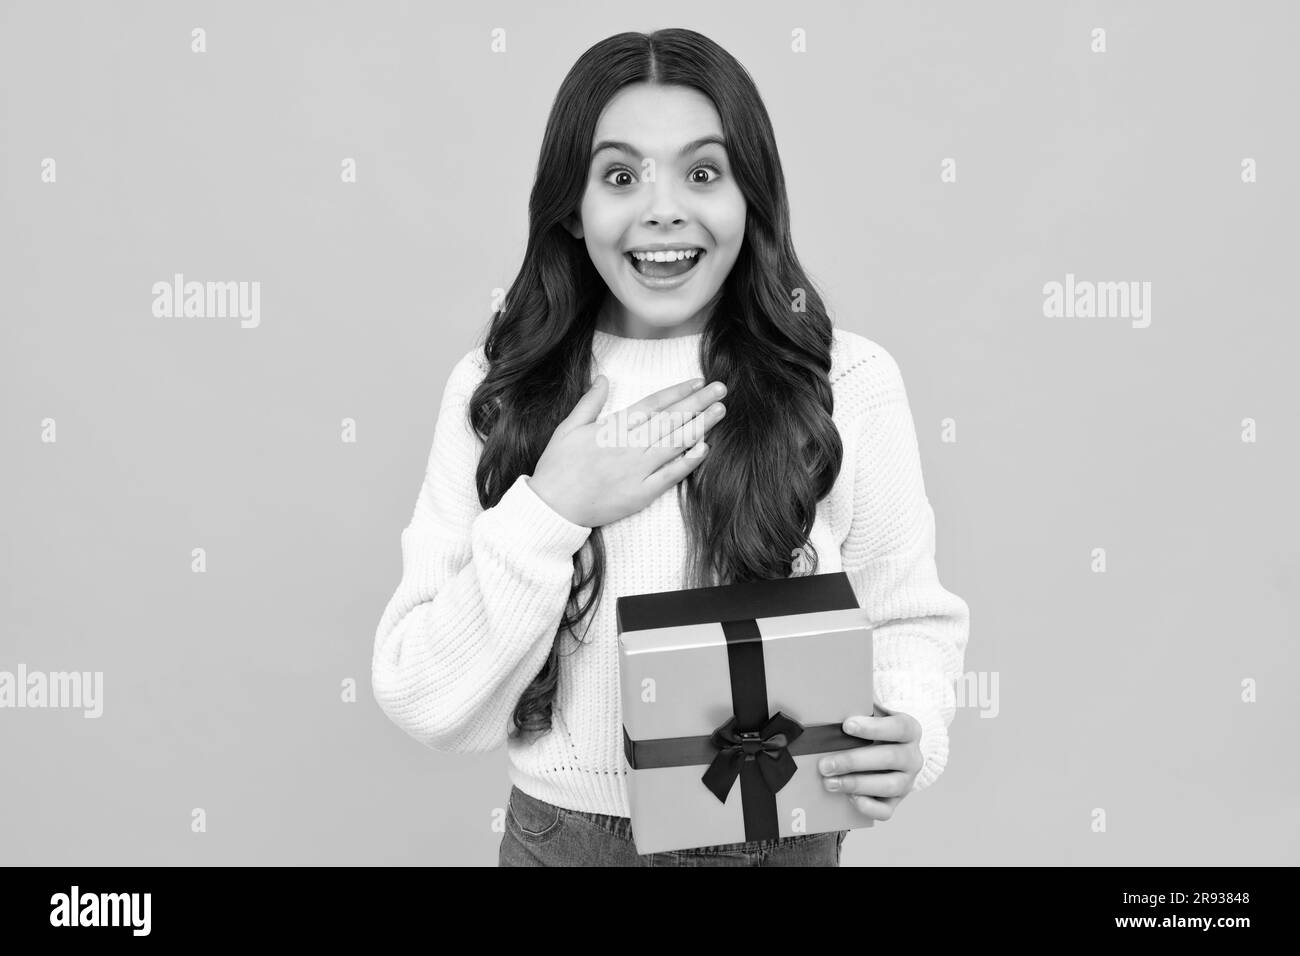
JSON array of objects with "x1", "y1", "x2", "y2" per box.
[{"x1": 498, "y1": 784, "x2": 848, "y2": 866}]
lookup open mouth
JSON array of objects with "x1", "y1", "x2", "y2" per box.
[{"x1": 625, "y1": 249, "x2": 705, "y2": 279}]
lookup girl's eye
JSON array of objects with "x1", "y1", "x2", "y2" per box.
[
  {"x1": 689, "y1": 163, "x2": 721, "y2": 184},
  {"x1": 601, "y1": 163, "x2": 722, "y2": 188},
  {"x1": 605, "y1": 167, "x2": 638, "y2": 188}
]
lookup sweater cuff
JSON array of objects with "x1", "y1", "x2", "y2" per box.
[{"x1": 492, "y1": 474, "x2": 592, "y2": 555}]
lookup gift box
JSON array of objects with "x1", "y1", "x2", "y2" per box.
[{"x1": 617, "y1": 570, "x2": 875, "y2": 855}]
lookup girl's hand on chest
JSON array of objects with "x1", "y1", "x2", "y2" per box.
[{"x1": 528, "y1": 374, "x2": 727, "y2": 527}]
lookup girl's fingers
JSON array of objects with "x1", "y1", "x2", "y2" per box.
[
  {"x1": 826, "y1": 771, "x2": 912, "y2": 799},
  {"x1": 818, "y1": 743, "x2": 911, "y2": 775},
  {"x1": 842, "y1": 713, "x2": 921, "y2": 743},
  {"x1": 620, "y1": 407, "x2": 679, "y2": 449},
  {"x1": 646, "y1": 400, "x2": 724, "y2": 466},
  {"x1": 643, "y1": 441, "x2": 708, "y2": 493},
  {"x1": 620, "y1": 378, "x2": 710, "y2": 426},
  {"x1": 620, "y1": 395, "x2": 719, "y2": 452},
  {"x1": 846, "y1": 794, "x2": 902, "y2": 822},
  {"x1": 629, "y1": 379, "x2": 724, "y2": 458}
]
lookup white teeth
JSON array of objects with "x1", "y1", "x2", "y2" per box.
[{"x1": 629, "y1": 249, "x2": 701, "y2": 262}]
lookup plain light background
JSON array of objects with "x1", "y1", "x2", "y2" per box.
[{"x1": 1, "y1": 0, "x2": 1296, "y2": 865}]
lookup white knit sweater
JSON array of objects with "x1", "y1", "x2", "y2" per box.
[{"x1": 371, "y1": 327, "x2": 971, "y2": 817}]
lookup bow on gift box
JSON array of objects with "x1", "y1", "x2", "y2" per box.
[{"x1": 701, "y1": 711, "x2": 805, "y2": 803}]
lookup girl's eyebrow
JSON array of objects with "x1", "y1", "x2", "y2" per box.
[{"x1": 590, "y1": 135, "x2": 727, "y2": 163}]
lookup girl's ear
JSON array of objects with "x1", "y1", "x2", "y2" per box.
[{"x1": 562, "y1": 213, "x2": 584, "y2": 241}]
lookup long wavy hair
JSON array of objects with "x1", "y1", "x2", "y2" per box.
[{"x1": 467, "y1": 28, "x2": 843, "y2": 741}]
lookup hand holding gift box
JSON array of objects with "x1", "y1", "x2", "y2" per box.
[
  {"x1": 618, "y1": 570, "x2": 914, "y2": 855},
  {"x1": 817, "y1": 701, "x2": 924, "y2": 822}
]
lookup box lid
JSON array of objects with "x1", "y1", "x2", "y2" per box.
[{"x1": 615, "y1": 570, "x2": 860, "y2": 634}]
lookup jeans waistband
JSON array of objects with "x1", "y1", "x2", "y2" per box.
[
  {"x1": 527, "y1": 786, "x2": 831, "y2": 852},
  {"x1": 561, "y1": 801, "x2": 637, "y2": 841}
]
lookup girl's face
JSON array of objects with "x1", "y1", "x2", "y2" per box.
[{"x1": 567, "y1": 83, "x2": 746, "y2": 338}]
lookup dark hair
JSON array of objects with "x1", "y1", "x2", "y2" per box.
[{"x1": 466, "y1": 28, "x2": 842, "y2": 741}]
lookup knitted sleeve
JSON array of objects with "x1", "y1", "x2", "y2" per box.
[
  {"x1": 371, "y1": 348, "x2": 593, "y2": 753},
  {"x1": 839, "y1": 347, "x2": 971, "y2": 793}
]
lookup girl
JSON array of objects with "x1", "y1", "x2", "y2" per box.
[{"x1": 372, "y1": 28, "x2": 970, "y2": 867}]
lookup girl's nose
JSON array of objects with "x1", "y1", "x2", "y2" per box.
[
  {"x1": 644, "y1": 214, "x2": 687, "y2": 226},
  {"x1": 643, "y1": 176, "x2": 689, "y2": 225}
]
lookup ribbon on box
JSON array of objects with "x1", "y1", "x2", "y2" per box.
[{"x1": 622, "y1": 616, "x2": 864, "y2": 843}]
